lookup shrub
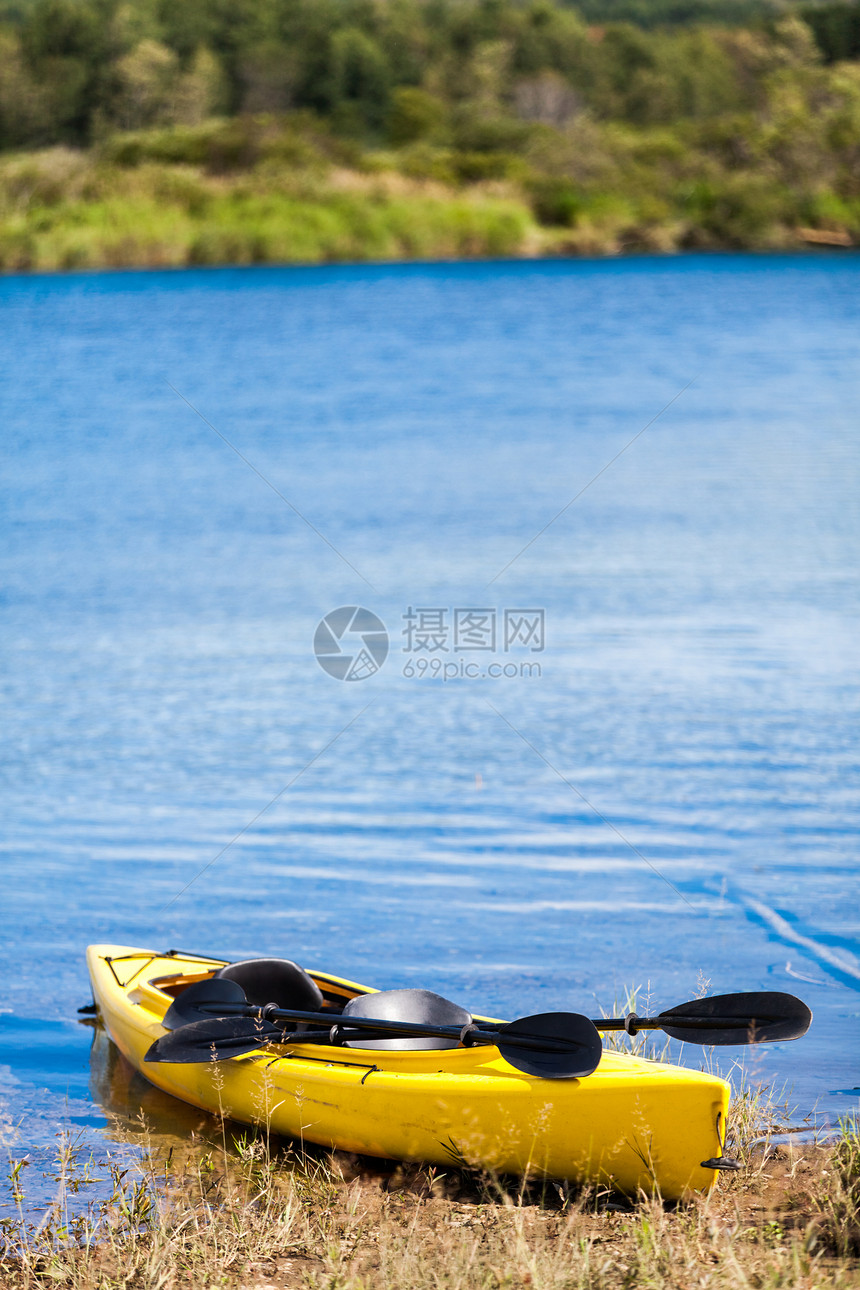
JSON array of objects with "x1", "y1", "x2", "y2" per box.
[
  {"x1": 528, "y1": 174, "x2": 584, "y2": 224},
  {"x1": 387, "y1": 88, "x2": 449, "y2": 145}
]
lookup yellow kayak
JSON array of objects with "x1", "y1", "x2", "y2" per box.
[{"x1": 86, "y1": 943, "x2": 730, "y2": 1199}]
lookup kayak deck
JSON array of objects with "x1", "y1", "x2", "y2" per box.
[{"x1": 86, "y1": 944, "x2": 730, "y2": 1199}]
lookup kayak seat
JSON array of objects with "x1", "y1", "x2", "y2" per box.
[
  {"x1": 214, "y1": 959, "x2": 324, "y2": 1012},
  {"x1": 342, "y1": 988, "x2": 471, "y2": 1051}
]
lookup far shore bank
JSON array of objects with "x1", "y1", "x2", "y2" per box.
[{"x1": 1, "y1": 114, "x2": 857, "y2": 276}]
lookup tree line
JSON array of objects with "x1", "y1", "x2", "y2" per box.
[{"x1": 1, "y1": 0, "x2": 859, "y2": 153}]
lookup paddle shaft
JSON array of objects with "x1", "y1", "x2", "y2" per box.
[
  {"x1": 187, "y1": 1002, "x2": 789, "y2": 1045},
  {"x1": 593, "y1": 1014, "x2": 788, "y2": 1034},
  {"x1": 190, "y1": 1002, "x2": 588, "y2": 1056},
  {"x1": 472, "y1": 1013, "x2": 774, "y2": 1036}
]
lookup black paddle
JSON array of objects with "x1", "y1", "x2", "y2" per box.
[
  {"x1": 146, "y1": 1004, "x2": 604, "y2": 1079},
  {"x1": 145, "y1": 979, "x2": 810, "y2": 1078},
  {"x1": 160, "y1": 978, "x2": 811, "y2": 1048}
]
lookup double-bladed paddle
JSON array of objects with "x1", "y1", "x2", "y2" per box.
[
  {"x1": 146, "y1": 1010, "x2": 603, "y2": 1078},
  {"x1": 144, "y1": 979, "x2": 811, "y2": 1079}
]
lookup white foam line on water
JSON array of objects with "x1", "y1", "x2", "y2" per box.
[
  {"x1": 744, "y1": 896, "x2": 860, "y2": 984},
  {"x1": 784, "y1": 960, "x2": 832, "y2": 987},
  {"x1": 456, "y1": 899, "x2": 708, "y2": 914},
  {"x1": 217, "y1": 863, "x2": 482, "y2": 889}
]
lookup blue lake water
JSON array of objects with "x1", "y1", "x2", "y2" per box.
[{"x1": 1, "y1": 254, "x2": 859, "y2": 1202}]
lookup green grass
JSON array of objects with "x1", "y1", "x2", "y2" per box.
[
  {"x1": 0, "y1": 148, "x2": 533, "y2": 270},
  {"x1": 1, "y1": 101, "x2": 858, "y2": 272}
]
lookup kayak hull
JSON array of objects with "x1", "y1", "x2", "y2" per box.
[{"x1": 86, "y1": 944, "x2": 730, "y2": 1199}]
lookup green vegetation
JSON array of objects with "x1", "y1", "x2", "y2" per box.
[{"x1": 1, "y1": 0, "x2": 859, "y2": 269}]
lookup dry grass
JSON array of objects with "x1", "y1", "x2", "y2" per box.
[{"x1": 2, "y1": 1102, "x2": 858, "y2": 1290}]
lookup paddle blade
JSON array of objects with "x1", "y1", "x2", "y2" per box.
[
  {"x1": 162, "y1": 978, "x2": 249, "y2": 1030},
  {"x1": 657, "y1": 992, "x2": 812, "y2": 1045},
  {"x1": 145, "y1": 1016, "x2": 284, "y2": 1063},
  {"x1": 496, "y1": 1012, "x2": 603, "y2": 1079}
]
